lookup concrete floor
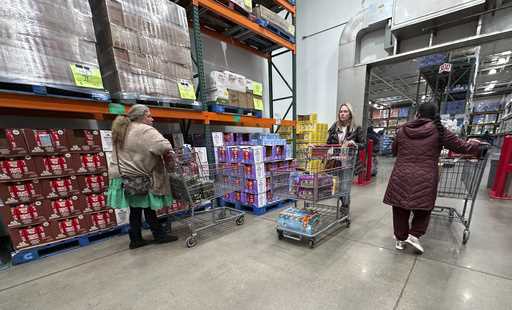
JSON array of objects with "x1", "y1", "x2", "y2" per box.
[{"x1": 0, "y1": 157, "x2": 511, "y2": 310}]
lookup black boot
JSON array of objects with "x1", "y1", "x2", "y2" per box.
[{"x1": 128, "y1": 229, "x2": 149, "y2": 250}]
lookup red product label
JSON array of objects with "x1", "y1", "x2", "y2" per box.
[
  {"x1": 84, "y1": 130, "x2": 95, "y2": 146},
  {"x1": 85, "y1": 175, "x2": 106, "y2": 191},
  {"x1": 51, "y1": 179, "x2": 73, "y2": 195},
  {"x1": 91, "y1": 212, "x2": 111, "y2": 228},
  {"x1": 20, "y1": 225, "x2": 46, "y2": 243},
  {"x1": 6, "y1": 130, "x2": 17, "y2": 149},
  {"x1": 52, "y1": 199, "x2": 74, "y2": 217},
  {"x1": 58, "y1": 218, "x2": 81, "y2": 235},
  {"x1": 244, "y1": 165, "x2": 252, "y2": 175},
  {"x1": 246, "y1": 193, "x2": 255, "y2": 204},
  {"x1": 1, "y1": 159, "x2": 27, "y2": 176},
  {"x1": 231, "y1": 149, "x2": 240, "y2": 160},
  {"x1": 87, "y1": 194, "x2": 105, "y2": 210},
  {"x1": 242, "y1": 149, "x2": 250, "y2": 161},
  {"x1": 11, "y1": 204, "x2": 39, "y2": 221},
  {"x1": 9, "y1": 183, "x2": 35, "y2": 200},
  {"x1": 81, "y1": 154, "x2": 100, "y2": 170},
  {"x1": 246, "y1": 179, "x2": 254, "y2": 190},
  {"x1": 44, "y1": 156, "x2": 67, "y2": 173}
]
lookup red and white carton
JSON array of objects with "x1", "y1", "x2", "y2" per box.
[
  {"x1": 0, "y1": 129, "x2": 28, "y2": 157},
  {"x1": 34, "y1": 154, "x2": 75, "y2": 177},
  {"x1": 67, "y1": 129, "x2": 102, "y2": 153},
  {"x1": 24, "y1": 129, "x2": 70, "y2": 154},
  {"x1": 87, "y1": 209, "x2": 116, "y2": 232},
  {"x1": 79, "y1": 173, "x2": 108, "y2": 194},
  {"x1": 83, "y1": 193, "x2": 107, "y2": 213},
  {"x1": 9, "y1": 222, "x2": 54, "y2": 250},
  {"x1": 0, "y1": 156, "x2": 38, "y2": 181},
  {"x1": 0, "y1": 180, "x2": 44, "y2": 205},
  {"x1": 72, "y1": 153, "x2": 107, "y2": 174},
  {"x1": 47, "y1": 195, "x2": 84, "y2": 220},
  {"x1": 41, "y1": 176, "x2": 80, "y2": 199},
  {"x1": 51, "y1": 215, "x2": 89, "y2": 240},
  {"x1": 0, "y1": 200, "x2": 50, "y2": 228}
]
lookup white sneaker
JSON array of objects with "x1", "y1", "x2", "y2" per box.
[
  {"x1": 405, "y1": 235, "x2": 424, "y2": 254},
  {"x1": 395, "y1": 240, "x2": 405, "y2": 250}
]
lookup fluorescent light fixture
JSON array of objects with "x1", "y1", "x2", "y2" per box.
[
  {"x1": 488, "y1": 69, "x2": 497, "y2": 75},
  {"x1": 484, "y1": 81, "x2": 497, "y2": 91}
]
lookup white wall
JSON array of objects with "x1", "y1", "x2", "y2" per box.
[{"x1": 295, "y1": 0, "x2": 363, "y2": 125}]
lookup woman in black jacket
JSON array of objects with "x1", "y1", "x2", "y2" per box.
[{"x1": 327, "y1": 103, "x2": 364, "y2": 147}]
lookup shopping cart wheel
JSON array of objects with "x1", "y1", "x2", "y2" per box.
[
  {"x1": 308, "y1": 239, "x2": 315, "y2": 249},
  {"x1": 186, "y1": 236, "x2": 198, "y2": 248},
  {"x1": 462, "y1": 230, "x2": 470, "y2": 244},
  {"x1": 277, "y1": 229, "x2": 284, "y2": 240},
  {"x1": 346, "y1": 217, "x2": 351, "y2": 228},
  {"x1": 235, "y1": 215, "x2": 245, "y2": 225}
]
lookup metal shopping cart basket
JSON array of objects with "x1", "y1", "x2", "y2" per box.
[
  {"x1": 167, "y1": 147, "x2": 245, "y2": 248},
  {"x1": 272, "y1": 145, "x2": 358, "y2": 248},
  {"x1": 433, "y1": 151, "x2": 489, "y2": 244}
]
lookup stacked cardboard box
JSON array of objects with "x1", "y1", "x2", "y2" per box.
[
  {"x1": 213, "y1": 132, "x2": 294, "y2": 209},
  {"x1": 294, "y1": 113, "x2": 329, "y2": 172},
  {"x1": 0, "y1": 0, "x2": 102, "y2": 88},
  {"x1": 254, "y1": 4, "x2": 295, "y2": 36},
  {"x1": 0, "y1": 129, "x2": 113, "y2": 251},
  {"x1": 206, "y1": 71, "x2": 264, "y2": 111},
  {"x1": 90, "y1": 0, "x2": 194, "y2": 100}
]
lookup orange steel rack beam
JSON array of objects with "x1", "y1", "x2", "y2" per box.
[
  {"x1": 0, "y1": 93, "x2": 295, "y2": 128},
  {"x1": 196, "y1": 0, "x2": 295, "y2": 52},
  {"x1": 273, "y1": 0, "x2": 295, "y2": 15}
]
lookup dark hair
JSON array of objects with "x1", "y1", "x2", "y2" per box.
[{"x1": 417, "y1": 103, "x2": 444, "y2": 143}]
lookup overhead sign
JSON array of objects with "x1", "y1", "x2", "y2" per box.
[{"x1": 439, "y1": 63, "x2": 452, "y2": 74}]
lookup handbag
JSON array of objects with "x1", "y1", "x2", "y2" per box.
[{"x1": 115, "y1": 144, "x2": 152, "y2": 196}]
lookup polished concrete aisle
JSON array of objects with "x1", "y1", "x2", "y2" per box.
[{"x1": 0, "y1": 157, "x2": 511, "y2": 310}]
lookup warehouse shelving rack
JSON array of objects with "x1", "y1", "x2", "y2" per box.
[
  {"x1": 0, "y1": 0, "x2": 297, "y2": 164},
  {"x1": 186, "y1": 0, "x2": 297, "y2": 162}
]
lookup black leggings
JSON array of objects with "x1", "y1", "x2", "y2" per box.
[{"x1": 129, "y1": 207, "x2": 163, "y2": 241}]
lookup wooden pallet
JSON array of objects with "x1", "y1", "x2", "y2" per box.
[
  {"x1": 255, "y1": 18, "x2": 295, "y2": 43},
  {"x1": 0, "y1": 79, "x2": 110, "y2": 102},
  {"x1": 220, "y1": 198, "x2": 293, "y2": 215},
  {"x1": 11, "y1": 224, "x2": 129, "y2": 265},
  {"x1": 112, "y1": 95, "x2": 203, "y2": 110},
  {"x1": 208, "y1": 103, "x2": 263, "y2": 118}
]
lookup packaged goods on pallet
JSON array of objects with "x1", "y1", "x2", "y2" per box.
[
  {"x1": 206, "y1": 71, "x2": 229, "y2": 103},
  {"x1": 0, "y1": 0, "x2": 102, "y2": 89},
  {"x1": 90, "y1": 0, "x2": 194, "y2": 100},
  {"x1": 254, "y1": 5, "x2": 295, "y2": 36},
  {"x1": 231, "y1": 0, "x2": 253, "y2": 13},
  {"x1": 247, "y1": 79, "x2": 263, "y2": 111}
]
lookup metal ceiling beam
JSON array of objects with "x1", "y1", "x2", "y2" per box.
[{"x1": 371, "y1": 72, "x2": 417, "y2": 104}]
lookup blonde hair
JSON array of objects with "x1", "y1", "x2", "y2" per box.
[
  {"x1": 337, "y1": 102, "x2": 356, "y2": 130},
  {"x1": 112, "y1": 104, "x2": 150, "y2": 148}
]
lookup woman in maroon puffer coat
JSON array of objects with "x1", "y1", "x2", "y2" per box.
[{"x1": 383, "y1": 103, "x2": 486, "y2": 254}]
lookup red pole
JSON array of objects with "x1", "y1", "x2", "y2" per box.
[
  {"x1": 366, "y1": 139, "x2": 374, "y2": 181},
  {"x1": 490, "y1": 135, "x2": 512, "y2": 200}
]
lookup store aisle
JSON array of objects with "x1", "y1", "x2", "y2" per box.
[{"x1": 0, "y1": 158, "x2": 511, "y2": 310}]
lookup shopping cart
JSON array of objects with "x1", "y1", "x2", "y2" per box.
[
  {"x1": 167, "y1": 147, "x2": 245, "y2": 248},
  {"x1": 433, "y1": 151, "x2": 489, "y2": 244},
  {"x1": 273, "y1": 145, "x2": 358, "y2": 248}
]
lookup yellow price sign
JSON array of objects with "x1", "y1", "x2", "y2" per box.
[
  {"x1": 70, "y1": 64, "x2": 103, "y2": 89},
  {"x1": 253, "y1": 98, "x2": 264, "y2": 111},
  {"x1": 244, "y1": 0, "x2": 252, "y2": 8},
  {"x1": 252, "y1": 82, "x2": 263, "y2": 96},
  {"x1": 177, "y1": 79, "x2": 196, "y2": 100}
]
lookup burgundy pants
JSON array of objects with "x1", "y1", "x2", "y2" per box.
[{"x1": 392, "y1": 206, "x2": 432, "y2": 241}]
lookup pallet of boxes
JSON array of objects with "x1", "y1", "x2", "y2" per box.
[
  {"x1": 206, "y1": 70, "x2": 264, "y2": 116},
  {"x1": 0, "y1": 0, "x2": 108, "y2": 99},
  {"x1": 296, "y1": 113, "x2": 328, "y2": 172},
  {"x1": 254, "y1": 4, "x2": 295, "y2": 41},
  {"x1": 89, "y1": 0, "x2": 197, "y2": 106},
  {"x1": 0, "y1": 128, "x2": 115, "y2": 262}
]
